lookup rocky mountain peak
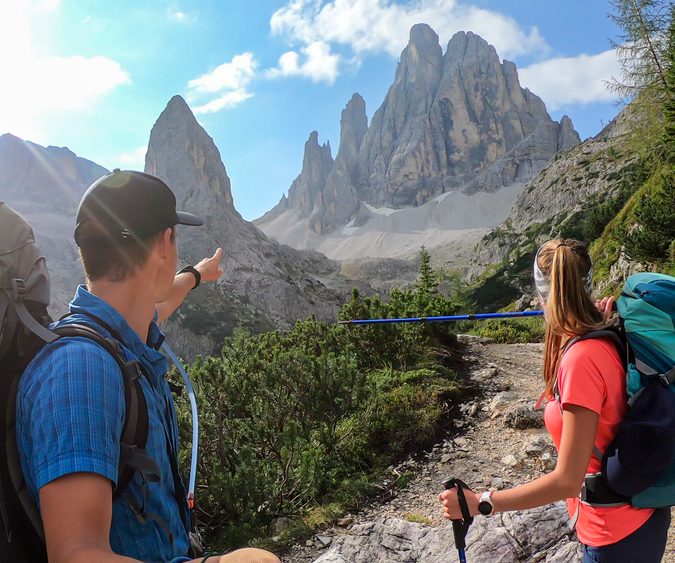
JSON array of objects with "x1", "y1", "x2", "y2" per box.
[
  {"x1": 256, "y1": 25, "x2": 581, "y2": 254},
  {"x1": 408, "y1": 23, "x2": 441, "y2": 53},
  {"x1": 558, "y1": 115, "x2": 579, "y2": 150},
  {"x1": 303, "y1": 131, "x2": 333, "y2": 176},
  {"x1": 285, "y1": 131, "x2": 334, "y2": 218},
  {"x1": 444, "y1": 31, "x2": 499, "y2": 72},
  {"x1": 392, "y1": 24, "x2": 443, "y2": 112},
  {"x1": 338, "y1": 93, "x2": 368, "y2": 162},
  {"x1": 307, "y1": 94, "x2": 368, "y2": 234},
  {"x1": 145, "y1": 95, "x2": 235, "y2": 220}
]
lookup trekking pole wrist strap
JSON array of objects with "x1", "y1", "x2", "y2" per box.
[{"x1": 442, "y1": 477, "x2": 474, "y2": 550}]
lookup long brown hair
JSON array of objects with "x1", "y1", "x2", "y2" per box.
[{"x1": 537, "y1": 239, "x2": 604, "y2": 399}]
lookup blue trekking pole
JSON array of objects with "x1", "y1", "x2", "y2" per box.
[
  {"x1": 338, "y1": 310, "x2": 543, "y2": 325},
  {"x1": 442, "y1": 477, "x2": 474, "y2": 563}
]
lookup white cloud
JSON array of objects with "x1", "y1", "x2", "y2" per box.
[
  {"x1": 188, "y1": 53, "x2": 257, "y2": 93},
  {"x1": 116, "y1": 145, "x2": 147, "y2": 170},
  {"x1": 187, "y1": 52, "x2": 257, "y2": 113},
  {"x1": 0, "y1": 1, "x2": 130, "y2": 141},
  {"x1": 266, "y1": 41, "x2": 340, "y2": 83},
  {"x1": 193, "y1": 89, "x2": 255, "y2": 114},
  {"x1": 270, "y1": 0, "x2": 548, "y2": 69},
  {"x1": 519, "y1": 49, "x2": 621, "y2": 110}
]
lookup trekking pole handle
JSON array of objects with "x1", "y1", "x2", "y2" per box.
[{"x1": 442, "y1": 477, "x2": 474, "y2": 552}]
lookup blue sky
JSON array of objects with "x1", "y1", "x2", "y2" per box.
[{"x1": 0, "y1": 1, "x2": 624, "y2": 220}]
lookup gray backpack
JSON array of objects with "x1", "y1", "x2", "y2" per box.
[{"x1": 0, "y1": 202, "x2": 160, "y2": 562}]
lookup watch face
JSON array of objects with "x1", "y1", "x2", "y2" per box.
[{"x1": 478, "y1": 501, "x2": 492, "y2": 516}]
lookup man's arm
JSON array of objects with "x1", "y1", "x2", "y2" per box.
[
  {"x1": 40, "y1": 473, "x2": 280, "y2": 563},
  {"x1": 40, "y1": 473, "x2": 137, "y2": 563},
  {"x1": 156, "y1": 248, "x2": 223, "y2": 323}
]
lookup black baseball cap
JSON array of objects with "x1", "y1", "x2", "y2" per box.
[{"x1": 74, "y1": 169, "x2": 203, "y2": 246}]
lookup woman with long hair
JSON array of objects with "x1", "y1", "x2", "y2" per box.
[{"x1": 439, "y1": 239, "x2": 671, "y2": 562}]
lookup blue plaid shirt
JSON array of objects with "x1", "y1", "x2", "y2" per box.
[{"x1": 17, "y1": 285, "x2": 191, "y2": 562}]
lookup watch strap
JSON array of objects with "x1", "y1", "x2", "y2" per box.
[{"x1": 177, "y1": 265, "x2": 201, "y2": 290}]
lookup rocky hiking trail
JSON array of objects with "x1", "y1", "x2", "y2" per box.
[{"x1": 285, "y1": 340, "x2": 675, "y2": 562}]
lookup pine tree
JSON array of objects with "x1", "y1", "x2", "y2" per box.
[
  {"x1": 609, "y1": 0, "x2": 671, "y2": 100},
  {"x1": 662, "y1": 6, "x2": 675, "y2": 164},
  {"x1": 624, "y1": 168, "x2": 675, "y2": 262},
  {"x1": 416, "y1": 247, "x2": 438, "y2": 295}
]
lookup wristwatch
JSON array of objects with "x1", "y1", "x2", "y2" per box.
[
  {"x1": 177, "y1": 265, "x2": 201, "y2": 290},
  {"x1": 478, "y1": 491, "x2": 495, "y2": 516}
]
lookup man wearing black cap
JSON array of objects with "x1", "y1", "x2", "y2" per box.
[{"x1": 16, "y1": 170, "x2": 280, "y2": 563}]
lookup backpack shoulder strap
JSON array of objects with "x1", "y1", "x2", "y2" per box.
[
  {"x1": 51, "y1": 323, "x2": 159, "y2": 497},
  {"x1": 565, "y1": 326, "x2": 627, "y2": 369},
  {"x1": 577, "y1": 327, "x2": 626, "y2": 356}
]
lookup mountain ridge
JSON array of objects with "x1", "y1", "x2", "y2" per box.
[
  {"x1": 0, "y1": 99, "x2": 371, "y2": 358},
  {"x1": 255, "y1": 26, "x2": 580, "y2": 263}
]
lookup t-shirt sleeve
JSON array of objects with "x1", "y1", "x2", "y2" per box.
[
  {"x1": 19, "y1": 338, "x2": 126, "y2": 491},
  {"x1": 557, "y1": 339, "x2": 611, "y2": 415}
]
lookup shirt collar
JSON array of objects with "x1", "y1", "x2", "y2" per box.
[{"x1": 68, "y1": 285, "x2": 165, "y2": 357}]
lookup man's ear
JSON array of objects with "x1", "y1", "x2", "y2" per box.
[{"x1": 157, "y1": 227, "x2": 174, "y2": 258}]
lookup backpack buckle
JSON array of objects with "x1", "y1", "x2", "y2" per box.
[
  {"x1": 659, "y1": 374, "x2": 672, "y2": 387},
  {"x1": 10, "y1": 278, "x2": 26, "y2": 300}
]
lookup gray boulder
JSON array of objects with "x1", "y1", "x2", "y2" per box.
[{"x1": 313, "y1": 503, "x2": 581, "y2": 562}]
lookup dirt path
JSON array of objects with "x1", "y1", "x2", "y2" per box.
[{"x1": 286, "y1": 340, "x2": 675, "y2": 562}]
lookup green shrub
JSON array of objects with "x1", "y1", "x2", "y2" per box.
[
  {"x1": 467, "y1": 317, "x2": 545, "y2": 344},
  {"x1": 172, "y1": 249, "x2": 466, "y2": 550}
]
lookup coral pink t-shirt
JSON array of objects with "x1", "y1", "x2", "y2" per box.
[{"x1": 543, "y1": 338, "x2": 653, "y2": 547}]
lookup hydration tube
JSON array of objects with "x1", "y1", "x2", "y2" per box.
[
  {"x1": 162, "y1": 342, "x2": 199, "y2": 510},
  {"x1": 338, "y1": 310, "x2": 544, "y2": 325}
]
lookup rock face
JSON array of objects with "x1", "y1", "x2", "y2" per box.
[
  {"x1": 0, "y1": 134, "x2": 108, "y2": 312},
  {"x1": 145, "y1": 96, "x2": 369, "y2": 357},
  {"x1": 258, "y1": 94, "x2": 367, "y2": 236},
  {"x1": 467, "y1": 107, "x2": 637, "y2": 285},
  {"x1": 0, "y1": 99, "x2": 370, "y2": 357},
  {"x1": 357, "y1": 27, "x2": 576, "y2": 207},
  {"x1": 313, "y1": 94, "x2": 367, "y2": 234},
  {"x1": 312, "y1": 505, "x2": 581, "y2": 562},
  {"x1": 257, "y1": 26, "x2": 580, "y2": 254},
  {"x1": 0, "y1": 133, "x2": 108, "y2": 214}
]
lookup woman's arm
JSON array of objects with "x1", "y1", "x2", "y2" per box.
[{"x1": 440, "y1": 404, "x2": 599, "y2": 518}]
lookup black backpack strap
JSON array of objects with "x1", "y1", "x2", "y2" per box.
[
  {"x1": 8, "y1": 281, "x2": 58, "y2": 346},
  {"x1": 575, "y1": 327, "x2": 627, "y2": 369},
  {"x1": 52, "y1": 324, "x2": 161, "y2": 497}
]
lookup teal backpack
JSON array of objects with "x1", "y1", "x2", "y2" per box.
[{"x1": 614, "y1": 272, "x2": 675, "y2": 508}]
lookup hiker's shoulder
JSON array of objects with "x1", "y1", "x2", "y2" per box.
[
  {"x1": 561, "y1": 336, "x2": 622, "y2": 374},
  {"x1": 22, "y1": 330, "x2": 125, "y2": 393}
]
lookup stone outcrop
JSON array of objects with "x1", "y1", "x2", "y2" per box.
[
  {"x1": 467, "y1": 108, "x2": 636, "y2": 283},
  {"x1": 358, "y1": 27, "x2": 579, "y2": 205},
  {"x1": 256, "y1": 26, "x2": 580, "y2": 256},
  {"x1": 312, "y1": 506, "x2": 581, "y2": 562},
  {"x1": 311, "y1": 93, "x2": 367, "y2": 234}
]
